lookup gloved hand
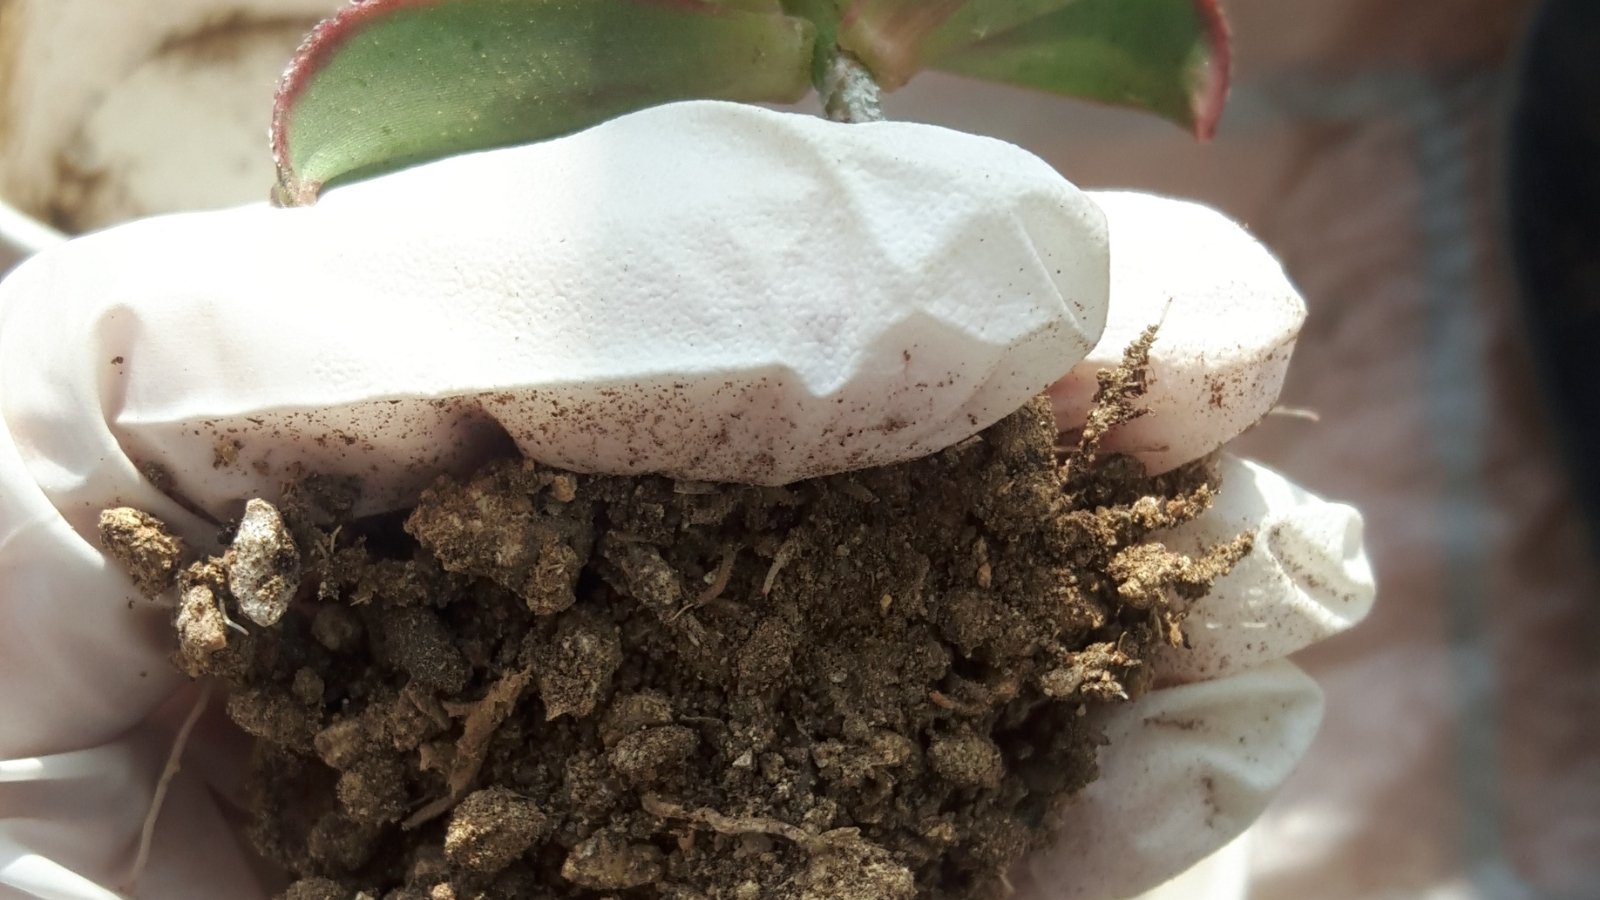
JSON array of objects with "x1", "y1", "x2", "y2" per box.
[{"x1": 0, "y1": 101, "x2": 1373, "y2": 900}]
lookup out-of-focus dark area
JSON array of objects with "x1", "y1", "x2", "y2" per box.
[{"x1": 1509, "y1": 0, "x2": 1600, "y2": 550}]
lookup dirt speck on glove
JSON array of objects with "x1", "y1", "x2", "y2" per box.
[{"x1": 126, "y1": 337, "x2": 1251, "y2": 900}]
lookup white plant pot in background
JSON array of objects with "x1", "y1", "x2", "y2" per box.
[{"x1": 0, "y1": 0, "x2": 338, "y2": 260}]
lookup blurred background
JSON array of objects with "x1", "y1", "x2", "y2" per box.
[{"x1": 1, "y1": 0, "x2": 1595, "y2": 897}]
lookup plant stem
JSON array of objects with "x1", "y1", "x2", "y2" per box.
[{"x1": 822, "y1": 52, "x2": 884, "y2": 123}]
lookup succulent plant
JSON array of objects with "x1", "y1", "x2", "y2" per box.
[{"x1": 271, "y1": 0, "x2": 1230, "y2": 204}]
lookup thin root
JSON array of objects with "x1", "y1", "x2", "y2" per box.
[
  {"x1": 1268, "y1": 405, "x2": 1322, "y2": 422},
  {"x1": 1065, "y1": 324, "x2": 1158, "y2": 477},
  {"x1": 670, "y1": 548, "x2": 736, "y2": 623},
  {"x1": 641, "y1": 795, "x2": 858, "y2": 854},
  {"x1": 927, "y1": 690, "x2": 986, "y2": 717},
  {"x1": 695, "y1": 547, "x2": 738, "y2": 607},
  {"x1": 762, "y1": 539, "x2": 797, "y2": 596},
  {"x1": 220, "y1": 606, "x2": 249, "y2": 636},
  {"x1": 403, "y1": 667, "x2": 531, "y2": 830},
  {"x1": 123, "y1": 681, "x2": 214, "y2": 891}
]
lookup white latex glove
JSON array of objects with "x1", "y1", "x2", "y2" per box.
[{"x1": 0, "y1": 101, "x2": 1373, "y2": 900}]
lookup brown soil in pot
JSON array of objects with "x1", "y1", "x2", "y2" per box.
[{"x1": 104, "y1": 334, "x2": 1250, "y2": 899}]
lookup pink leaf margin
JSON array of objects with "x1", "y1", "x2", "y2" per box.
[
  {"x1": 270, "y1": 0, "x2": 1233, "y2": 203},
  {"x1": 1190, "y1": 0, "x2": 1231, "y2": 141},
  {"x1": 838, "y1": 0, "x2": 1233, "y2": 140},
  {"x1": 270, "y1": 0, "x2": 758, "y2": 205},
  {"x1": 272, "y1": 0, "x2": 450, "y2": 205},
  {"x1": 836, "y1": 0, "x2": 965, "y2": 90}
]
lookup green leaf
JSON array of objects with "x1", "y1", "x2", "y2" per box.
[
  {"x1": 273, "y1": 0, "x2": 817, "y2": 204},
  {"x1": 833, "y1": 0, "x2": 1230, "y2": 139},
  {"x1": 829, "y1": 0, "x2": 1035, "y2": 87},
  {"x1": 778, "y1": 0, "x2": 843, "y2": 86},
  {"x1": 933, "y1": 0, "x2": 1229, "y2": 138}
]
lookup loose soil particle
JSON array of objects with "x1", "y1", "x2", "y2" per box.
[
  {"x1": 106, "y1": 335, "x2": 1252, "y2": 899},
  {"x1": 97, "y1": 507, "x2": 184, "y2": 598}
]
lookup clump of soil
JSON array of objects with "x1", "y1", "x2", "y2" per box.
[{"x1": 105, "y1": 335, "x2": 1250, "y2": 900}]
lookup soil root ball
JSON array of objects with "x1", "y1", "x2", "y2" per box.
[{"x1": 112, "y1": 351, "x2": 1252, "y2": 900}]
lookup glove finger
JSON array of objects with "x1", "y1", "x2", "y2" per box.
[
  {"x1": 1049, "y1": 192, "x2": 1306, "y2": 473},
  {"x1": 1016, "y1": 660, "x2": 1323, "y2": 900},
  {"x1": 1154, "y1": 456, "x2": 1375, "y2": 684},
  {"x1": 0, "y1": 856, "x2": 122, "y2": 900},
  {"x1": 1130, "y1": 829, "x2": 1252, "y2": 900},
  {"x1": 2, "y1": 100, "x2": 1107, "y2": 516},
  {"x1": 0, "y1": 100, "x2": 1108, "y2": 756}
]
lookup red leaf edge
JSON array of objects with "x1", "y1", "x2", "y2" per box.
[
  {"x1": 272, "y1": 0, "x2": 453, "y2": 205},
  {"x1": 836, "y1": 0, "x2": 965, "y2": 90},
  {"x1": 270, "y1": 0, "x2": 762, "y2": 205},
  {"x1": 1190, "y1": 0, "x2": 1231, "y2": 141}
]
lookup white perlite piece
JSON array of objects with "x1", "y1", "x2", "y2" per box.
[{"x1": 226, "y1": 498, "x2": 301, "y2": 627}]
